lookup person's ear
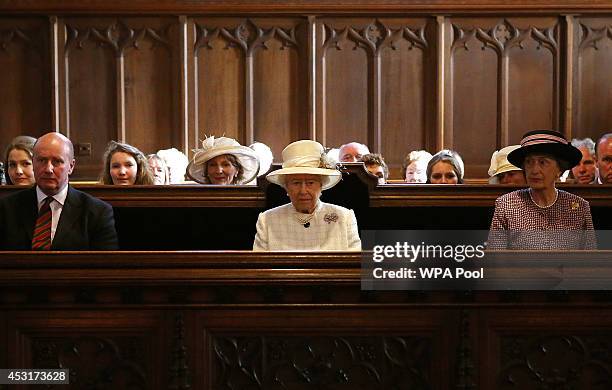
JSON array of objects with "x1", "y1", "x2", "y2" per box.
[{"x1": 67, "y1": 158, "x2": 76, "y2": 175}]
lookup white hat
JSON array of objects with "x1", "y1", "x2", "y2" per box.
[
  {"x1": 186, "y1": 136, "x2": 259, "y2": 184},
  {"x1": 249, "y1": 142, "x2": 274, "y2": 177},
  {"x1": 488, "y1": 145, "x2": 522, "y2": 182},
  {"x1": 156, "y1": 148, "x2": 189, "y2": 183},
  {"x1": 266, "y1": 140, "x2": 341, "y2": 190}
]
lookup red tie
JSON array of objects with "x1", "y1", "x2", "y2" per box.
[{"x1": 31, "y1": 197, "x2": 53, "y2": 250}]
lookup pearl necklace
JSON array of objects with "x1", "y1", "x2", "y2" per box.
[
  {"x1": 295, "y1": 211, "x2": 315, "y2": 228},
  {"x1": 529, "y1": 188, "x2": 558, "y2": 209}
]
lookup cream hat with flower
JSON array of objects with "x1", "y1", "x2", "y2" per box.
[
  {"x1": 488, "y1": 145, "x2": 522, "y2": 183},
  {"x1": 266, "y1": 140, "x2": 341, "y2": 190},
  {"x1": 187, "y1": 136, "x2": 259, "y2": 184}
]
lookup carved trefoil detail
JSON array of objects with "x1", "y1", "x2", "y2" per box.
[
  {"x1": 578, "y1": 23, "x2": 612, "y2": 51},
  {"x1": 452, "y1": 19, "x2": 558, "y2": 56},
  {"x1": 65, "y1": 20, "x2": 171, "y2": 56},
  {"x1": 322, "y1": 19, "x2": 428, "y2": 57},
  {"x1": 194, "y1": 19, "x2": 299, "y2": 57}
]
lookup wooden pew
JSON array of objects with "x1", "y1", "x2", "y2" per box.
[
  {"x1": 1, "y1": 165, "x2": 611, "y2": 249},
  {"x1": 1, "y1": 251, "x2": 611, "y2": 389}
]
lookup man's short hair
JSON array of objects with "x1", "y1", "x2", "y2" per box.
[
  {"x1": 597, "y1": 133, "x2": 612, "y2": 152},
  {"x1": 361, "y1": 153, "x2": 389, "y2": 179}
]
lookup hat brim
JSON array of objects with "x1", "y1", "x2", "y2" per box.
[
  {"x1": 186, "y1": 147, "x2": 260, "y2": 185},
  {"x1": 266, "y1": 167, "x2": 341, "y2": 190},
  {"x1": 489, "y1": 164, "x2": 522, "y2": 178},
  {"x1": 507, "y1": 143, "x2": 582, "y2": 170}
]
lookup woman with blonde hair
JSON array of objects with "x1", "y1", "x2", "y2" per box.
[{"x1": 147, "y1": 154, "x2": 170, "y2": 185}]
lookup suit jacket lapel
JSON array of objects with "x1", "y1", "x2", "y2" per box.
[
  {"x1": 22, "y1": 187, "x2": 39, "y2": 243},
  {"x1": 52, "y1": 186, "x2": 81, "y2": 249}
]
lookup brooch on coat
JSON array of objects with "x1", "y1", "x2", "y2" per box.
[
  {"x1": 324, "y1": 213, "x2": 338, "y2": 224},
  {"x1": 571, "y1": 201, "x2": 579, "y2": 210}
]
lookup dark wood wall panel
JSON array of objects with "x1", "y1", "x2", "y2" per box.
[
  {"x1": 0, "y1": 17, "x2": 50, "y2": 147},
  {"x1": 507, "y1": 40, "x2": 556, "y2": 141},
  {"x1": 2, "y1": 253, "x2": 612, "y2": 389},
  {"x1": 253, "y1": 18, "x2": 307, "y2": 158},
  {"x1": 6, "y1": 310, "x2": 167, "y2": 389},
  {"x1": 574, "y1": 17, "x2": 612, "y2": 141},
  {"x1": 196, "y1": 309, "x2": 451, "y2": 390},
  {"x1": 319, "y1": 19, "x2": 370, "y2": 149},
  {"x1": 481, "y1": 308, "x2": 612, "y2": 389},
  {"x1": 450, "y1": 19, "x2": 499, "y2": 178},
  {"x1": 123, "y1": 18, "x2": 180, "y2": 155},
  {"x1": 380, "y1": 18, "x2": 432, "y2": 178},
  {"x1": 193, "y1": 18, "x2": 245, "y2": 146},
  {"x1": 507, "y1": 19, "x2": 559, "y2": 145},
  {"x1": 61, "y1": 18, "x2": 117, "y2": 180},
  {"x1": 1, "y1": 6, "x2": 612, "y2": 180}
]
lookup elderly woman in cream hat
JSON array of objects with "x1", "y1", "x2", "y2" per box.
[
  {"x1": 186, "y1": 136, "x2": 259, "y2": 185},
  {"x1": 253, "y1": 140, "x2": 361, "y2": 251},
  {"x1": 488, "y1": 145, "x2": 526, "y2": 185}
]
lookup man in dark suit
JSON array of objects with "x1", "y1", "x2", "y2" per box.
[{"x1": 0, "y1": 132, "x2": 118, "y2": 250}]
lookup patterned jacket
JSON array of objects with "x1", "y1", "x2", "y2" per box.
[
  {"x1": 253, "y1": 201, "x2": 361, "y2": 251},
  {"x1": 488, "y1": 189, "x2": 596, "y2": 250}
]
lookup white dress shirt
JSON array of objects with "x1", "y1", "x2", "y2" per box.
[{"x1": 36, "y1": 185, "x2": 69, "y2": 243}]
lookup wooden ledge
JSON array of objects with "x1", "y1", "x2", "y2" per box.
[{"x1": 2, "y1": 0, "x2": 612, "y2": 13}]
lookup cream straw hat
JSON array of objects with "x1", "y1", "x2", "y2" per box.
[
  {"x1": 266, "y1": 140, "x2": 341, "y2": 190},
  {"x1": 187, "y1": 136, "x2": 259, "y2": 184}
]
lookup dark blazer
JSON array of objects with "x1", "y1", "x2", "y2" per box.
[{"x1": 0, "y1": 185, "x2": 118, "y2": 250}]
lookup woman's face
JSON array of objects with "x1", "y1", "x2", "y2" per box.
[
  {"x1": 7, "y1": 148, "x2": 35, "y2": 186},
  {"x1": 405, "y1": 160, "x2": 428, "y2": 183},
  {"x1": 110, "y1": 151, "x2": 138, "y2": 185},
  {"x1": 206, "y1": 154, "x2": 238, "y2": 185},
  {"x1": 498, "y1": 170, "x2": 526, "y2": 185},
  {"x1": 285, "y1": 174, "x2": 322, "y2": 213},
  {"x1": 429, "y1": 161, "x2": 459, "y2": 184},
  {"x1": 524, "y1": 154, "x2": 560, "y2": 191},
  {"x1": 148, "y1": 158, "x2": 167, "y2": 185}
]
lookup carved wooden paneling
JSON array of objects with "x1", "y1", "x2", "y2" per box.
[
  {"x1": 252, "y1": 19, "x2": 308, "y2": 157},
  {"x1": 122, "y1": 18, "x2": 181, "y2": 155},
  {"x1": 379, "y1": 18, "x2": 433, "y2": 178},
  {"x1": 192, "y1": 18, "x2": 246, "y2": 147},
  {"x1": 7, "y1": 311, "x2": 166, "y2": 389},
  {"x1": 211, "y1": 335, "x2": 431, "y2": 389},
  {"x1": 318, "y1": 19, "x2": 371, "y2": 149},
  {"x1": 481, "y1": 309, "x2": 612, "y2": 389},
  {"x1": 197, "y1": 309, "x2": 451, "y2": 389},
  {"x1": 450, "y1": 19, "x2": 499, "y2": 177},
  {"x1": 506, "y1": 19, "x2": 559, "y2": 141},
  {"x1": 317, "y1": 17, "x2": 435, "y2": 177},
  {"x1": 60, "y1": 17, "x2": 181, "y2": 179},
  {"x1": 191, "y1": 17, "x2": 307, "y2": 158},
  {"x1": 450, "y1": 17, "x2": 560, "y2": 177},
  {"x1": 2, "y1": 10, "x2": 612, "y2": 181},
  {"x1": 498, "y1": 335, "x2": 612, "y2": 388},
  {"x1": 60, "y1": 18, "x2": 119, "y2": 180},
  {"x1": 574, "y1": 17, "x2": 612, "y2": 141},
  {"x1": 0, "y1": 17, "x2": 51, "y2": 148}
]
